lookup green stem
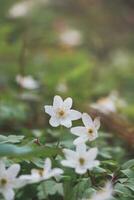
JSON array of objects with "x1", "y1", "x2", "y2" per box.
[
  {"x1": 56, "y1": 125, "x2": 63, "y2": 148},
  {"x1": 88, "y1": 170, "x2": 96, "y2": 186},
  {"x1": 63, "y1": 180, "x2": 72, "y2": 200},
  {"x1": 76, "y1": 175, "x2": 83, "y2": 199}
]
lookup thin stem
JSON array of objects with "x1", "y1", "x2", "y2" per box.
[
  {"x1": 56, "y1": 125, "x2": 63, "y2": 148},
  {"x1": 76, "y1": 175, "x2": 83, "y2": 199},
  {"x1": 88, "y1": 170, "x2": 96, "y2": 186}
]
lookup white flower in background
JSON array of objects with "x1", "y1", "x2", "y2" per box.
[
  {"x1": 0, "y1": 160, "x2": 21, "y2": 200},
  {"x1": 91, "y1": 91, "x2": 126, "y2": 114},
  {"x1": 19, "y1": 158, "x2": 63, "y2": 184},
  {"x1": 44, "y1": 95, "x2": 81, "y2": 128},
  {"x1": 16, "y1": 75, "x2": 39, "y2": 90},
  {"x1": 91, "y1": 97, "x2": 116, "y2": 114},
  {"x1": 8, "y1": 1, "x2": 33, "y2": 18},
  {"x1": 61, "y1": 143, "x2": 99, "y2": 174},
  {"x1": 59, "y1": 29, "x2": 82, "y2": 47},
  {"x1": 56, "y1": 82, "x2": 68, "y2": 93},
  {"x1": 89, "y1": 182, "x2": 113, "y2": 200},
  {"x1": 8, "y1": 0, "x2": 49, "y2": 19},
  {"x1": 71, "y1": 113, "x2": 100, "y2": 145}
]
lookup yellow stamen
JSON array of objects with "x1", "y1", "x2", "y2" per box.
[
  {"x1": 79, "y1": 158, "x2": 85, "y2": 166},
  {"x1": 38, "y1": 169, "x2": 44, "y2": 177},
  {"x1": 59, "y1": 110, "x2": 65, "y2": 117},
  {"x1": 0, "y1": 178, "x2": 7, "y2": 186},
  {"x1": 88, "y1": 128, "x2": 93, "y2": 135}
]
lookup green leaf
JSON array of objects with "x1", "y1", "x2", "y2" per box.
[
  {"x1": 114, "y1": 183, "x2": 133, "y2": 197},
  {"x1": 122, "y1": 159, "x2": 134, "y2": 169},
  {"x1": 37, "y1": 180, "x2": 63, "y2": 199},
  {"x1": 0, "y1": 135, "x2": 24, "y2": 144},
  {"x1": 71, "y1": 178, "x2": 92, "y2": 199},
  {"x1": 0, "y1": 144, "x2": 63, "y2": 158},
  {"x1": 118, "y1": 178, "x2": 128, "y2": 184},
  {"x1": 99, "y1": 151, "x2": 112, "y2": 159},
  {"x1": 101, "y1": 160, "x2": 117, "y2": 166},
  {"x1": 92, "y1": 166, "x2": 106, "y2": 173},
  {"x1": 125, "y1": 182, "x2": 134, "y2": 192},
  {"x1": 121, "y1": 169, "x2": 134, "y2": 178}
]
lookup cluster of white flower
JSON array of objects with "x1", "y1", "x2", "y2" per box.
[
  {"x1": 45, "y1": 95, "x2": 113, "y2": 200},
  {"x1": 0, "y1": 95, "x2": 113, "y2": 200},
  {"x1": 45, "y1": 95, "x2": 100, "y2": 174},
  {"x1": 0, "y1": 158, "x2": 63, "y2": 200}
]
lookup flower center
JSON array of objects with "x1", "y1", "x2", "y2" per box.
[
  {"x1": 0, "y1": 178, "x2": 7, "y2": 186},
  {"x1": 57, "y1": 109, "x2": 66, "y2": 118},
  {"x1": 88, "y1": 128, "x2": 93, "y2": 135},
  {"x1": 38, "y1": 169, "x2": 44, "y2": 177},
  {"x1": 79, "y1": 158, "x2": 85, "y2": 166}
]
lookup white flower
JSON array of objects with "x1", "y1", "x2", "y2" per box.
[
  {"x1": 16, "y1": 75, "x2": 39, "y2": 90},
  {"x1": 19, "y1": 158, "x2": 63, "y2": 184},
  {"x1": 56, "y1": 82, "x2": 68, "y2": 93},
  {"x1": 0, "y1": 160, "x2": 21, "y2": 200},
  {"x1": 44, "y1": 95, "x2": 81, "y2": 128},
  {"x1": 89, "y1": 182, "x2": 113, "y2": 200},
  {"x1": 61, "y1": 143, "x2": 99, "y2": 174},
  {"x1": 8, "y1": 1, "x2": 33, "y2": 18},
  {"x1": 59, "y1": 29, "x2": 82, "y2": 47},
  {"x1": 8, "y1": 0, "x2": 49, "y2": 19},
  {"x1": 71, "y1": 113, "x2": 100, "y2": 145},
  {"x1": 91, "y1": 97, "x2": 116, "y2": 114},
  {"x1": 91, "y1": 91, "x2": 126, "y2": 114}
]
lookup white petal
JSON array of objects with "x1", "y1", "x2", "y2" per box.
[
  {"x1": 53, "y1": 95, "x2": 63, "y2": 108},
  {"x1": 87, "y1": 148, "x2": 98, "y2": 161},
  {"x1": 71, "y1": 126, "x2": 87, "y2": 136},
  {"x1": 44, "y1": 158, "x2": 51, "y2": 172},
  {"x1": 93, "y1": 160, "x2": 100, "y2": 167},
  {"x1": 44, "y1": 106, "x2": 54, "y2": 116},
  {"x1": 61, "y1": 160, "x2": 75, "y2": 168},
  {"x1": 105, "y1": 181, "x2": 113, "y2": 192},
  {"x1": 49, "y1": 117, "x2": 60, "y2": 127},
  {"x1": 7, "y1": 164, "x2": 20, "y2": 179},
  {"x1": 76, "y1": 143, "x2": 86, "y2": 155},
  {"x1": 86, "y1": 130, "x2": 98, "y2": 141},
  {"x1": 13, "y1": 178, "x2": 29, "y2": 188},
  {"x1": 90, "y1": 182, "x2": 113, "y2": 200},
  {"x1": 50, "y1": 168, "x2": 63, "y2": 177},
  {"x1": 19, "y1": 174, "x2": 34, "y2": 180},
  {"x1": 73, "y1": 136, "x2": 87, "y2": 145},
  {"x1": 63, "y1": 149, "x2": 76, "y2": 161},
  {"x1": 69, "y1": 110, "x2": 81, "y2": 120},
  {"x1": 94, "y1": 117, "x2": 100, "y2": 130},
  {"x1": 75, "y1": 166, "x2": 87, "y2": 174},
  {"x1": 2, "y1": 188, "x2": 15, "y2": 200},
  {"x1": 31, "y1": 169, "x2": 40, "y2": 176},
  {"x1": 63, "y1": 97, "x2": 72, "y2": 110},
  {"x1": 19, "y1": 171, "x2": 40, "y2": 184},
  {"x1": 87, "y1": 160, "x2": 100, "y2": 170},
  {"x1": 88, "y1": 133, "x2": 98, "y2": 141},
  {"x1": 60, "y1": 118, "x2": 72, "y2": 128},
  {"x1": 82, "y1": 113, "x2": 93, "y2": 127},
  {"x1": 0, "y1": 160, "x2": 6, "y2": 173}
]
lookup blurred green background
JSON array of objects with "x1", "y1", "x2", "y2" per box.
[{"x1": 0, "y1": 0, "x2": 134, "y2": 131}]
